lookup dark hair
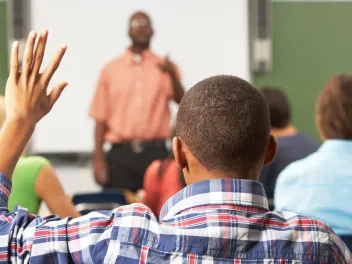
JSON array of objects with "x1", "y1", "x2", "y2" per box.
[
  {"x1": 260, "y1": 87, "x2": 291, "y2": 129},
  {"x1": 176, "y1": 75, "x2": 270, "y2": 176},
  {"x1": 317, "y1": 74, "x2": 352, "y2": 139}
]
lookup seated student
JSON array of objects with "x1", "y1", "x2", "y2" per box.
[
  {"x1": 0, "y1": 31, "x2": 349, "y2": 262},
  {"x1": 275, "y1": 75, "x2": 352, "y2": 236},
  {"x1": 141, "y1": 140, "x2": 186, "y2": 216},
  {"x1": 259, "y1": 87, "x2": 319, "y2": 200},
  {"x1": 0, "y1": 96, "x2": 79, "y2": 218}
]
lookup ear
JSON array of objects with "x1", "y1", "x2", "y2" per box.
[
  {"x1": 263, "y1": 135, "x2": 277, "y2": 166},
  {"x1": 172, "y1": 136, "x2": 187, "y2": 169}
]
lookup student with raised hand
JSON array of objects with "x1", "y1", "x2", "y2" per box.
[{"x1": 0, "y1": 31, "x2": 350, "y2": 263}]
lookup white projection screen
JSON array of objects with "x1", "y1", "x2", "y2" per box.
[{"x1": 29, "y1": 0, "x2": 250, "y2": 153}]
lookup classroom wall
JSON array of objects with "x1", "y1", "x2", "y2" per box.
[
  {"x1": 253, "y1": 2, "x2": 352, "y2": 141},
  {"x1": 0, "y1": 1, "x2": 9, "y2": 94}
]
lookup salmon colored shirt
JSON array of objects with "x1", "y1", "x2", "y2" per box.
[{"x1": 89, "y1": 49, "x2": 180, "y2": 143}]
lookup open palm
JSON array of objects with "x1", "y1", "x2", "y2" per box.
[{"x1": 5, "y1": 30, "x2": 67, "y2": 126}]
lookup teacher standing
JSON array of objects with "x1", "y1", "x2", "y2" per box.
[{"x1": 89, "y1": 11, "x2": 184, "y2": 191}]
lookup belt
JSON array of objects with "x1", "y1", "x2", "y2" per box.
[{"x1": 112, "y1": 140, "x2": 166, "y2": 154}]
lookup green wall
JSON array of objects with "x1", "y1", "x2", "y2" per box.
[
  {"x1": 253, "y1": 2, "x2": 352, "y2": 140},
  {"x1": 0, "y1": 1, "x2": 8, "y2": 95}
]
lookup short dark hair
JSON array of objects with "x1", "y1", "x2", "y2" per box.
[
  {"x1": 260, "y1": 87, "x2": 291, "y2": 129},
  {"x1": 176, "y1": 75, "x2": 270, "y2": 176},
  {"x1": 317, "y1": 74, "x2": 352, "y2": 139}
]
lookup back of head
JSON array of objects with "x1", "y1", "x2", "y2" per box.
[
  {"x1": 260, "y1": 87, "x2": 291, "y2": 129},
  {"x1": 176, "y1": 75, "x2": 270, "y2": 176},
  {"x1": 317, "y1": 74, "x2": 352, "y2": 139}
]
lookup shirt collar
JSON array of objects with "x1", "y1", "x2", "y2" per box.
[
  {"x1": 319, "y1": 139, "x2": 352, "y2": 154},
  {"x1": 160, "y1": 178, "x2": 269, "y2": 221},
  {"x1": 124, "y1": 48, "x2": 153, "y2": 63}
]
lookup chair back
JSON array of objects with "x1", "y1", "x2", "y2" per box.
[
  {"x1": 72, "y1": 189, "x2": 127, "y2": 215},
  {"x1": 340, "y1": 236, "x2": 352, "y2": 252}
]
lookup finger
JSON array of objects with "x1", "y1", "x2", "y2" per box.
[
  {"x1": 48, "y1": 81, "x2": 68, "y2": 108},
  {"x1": 9, "y1": 41, "x2": 20, "y2": 82},
  {"x1": 42, "y1": 44, "x2": 67, "y2": 87},
  {"x1": 22, "y1": 31, "x2": 37, "y2": 79},
  {"x1": 30, "y1": 29, "x2": 48, "y2": 78}
]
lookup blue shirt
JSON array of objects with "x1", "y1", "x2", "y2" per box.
[
  {"x1": 260, "y1": 132, "x2": 319, "y2": 200},
  {"x1": 0, "y1": 173, "x2": 350, "y2": 263},
  {"x1": 275, "y1": 140, "x2": 352, "y2": 235}
]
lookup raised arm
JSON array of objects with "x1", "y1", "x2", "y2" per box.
[
  {"x1": 158, "y1": 57, "x2": 184, "y2": 104},
  {"x1": 0, "y1": 30, "x2": 127, "y2": 263},
  {"x1": 0, "y1": 29, "x2": 67, "y2": 180}
]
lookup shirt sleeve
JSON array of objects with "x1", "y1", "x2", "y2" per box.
[
  {"x1": 89, "y1": 66, "x2": 109, "y2": 122},
  {"x1": 0, "y1": 172, "x2": 154, "y2": 263},
  {"x1": 328, "y1": 228, "x2": 352, "y2": 263}
]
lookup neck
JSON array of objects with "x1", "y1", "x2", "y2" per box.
[
  {"x1": 271, "y1": 125, "x2": 297, "y2": 138},
  {"x1": 130, "y1": 43, "x2": 149, "y2": 54},
  {"x1": 185, "y1": 165, "x2": 260, "y2": 185}
]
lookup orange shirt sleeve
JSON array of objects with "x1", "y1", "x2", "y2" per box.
[
  {"x1": 89, "y1": 66, "x2": 109, "y2": 121},
  {"x1": 142, "y1": 160, "x2": 161, "y2": 216}
]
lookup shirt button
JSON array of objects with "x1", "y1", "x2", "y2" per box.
[
  {"x1": 135, "y1": 81, "x2": 142, "y2": 89},
  {"x1": 135, "y1": 98, "x2": 142, "y2": 105}
]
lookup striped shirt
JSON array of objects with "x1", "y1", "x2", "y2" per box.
[{"x1": 0, "y1": 173, "x2": 350, "y2": 263}]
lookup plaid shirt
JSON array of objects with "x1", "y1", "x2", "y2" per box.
[{"x1": 0, "y1": 173, "x2": 350, "y2": 263}]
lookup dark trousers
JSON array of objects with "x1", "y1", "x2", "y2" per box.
[{"x1": 105, "y1": 141, "x2": 168, "y2": 191}]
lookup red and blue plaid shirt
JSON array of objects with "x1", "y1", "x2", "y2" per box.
[{"x1": 0, "y1": 173, "x2": 350, "y2": 263}]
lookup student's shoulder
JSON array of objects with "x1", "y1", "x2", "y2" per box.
[
  {"x1": 297, "y1": 132, "x2": 320, "y2": 148},
  {"x1": 110, "y1": 203, "x2": 161, "y2": 242},
  {"x1": 270, "y1": 211, "x2": 350, "y2": 261},
  {"x1": 279, "y1": 149, "x2": 319, "y2": 177},
  {"x1": 17, "y1": 156, "x2": 50, "y2": 169}
]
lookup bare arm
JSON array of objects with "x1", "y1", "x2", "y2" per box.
[
  {"x1": 35, "y1": 164, "x2": 80, "y2": 218},
  {"x1": 0, "y1": 119, "x2": 34, "y2": 178},
  {"x1": 94, "y1": 121, "x2": 107, "y2": 161},
  {"x1": 93, "y1": 121, "x2": 109, "y2": 185},
  {"x1": 170, "y1": 71, "x2": 185, "y2": 104},
  {"x1": 158, "y1": 57, "x2": 185, "y2": 104},
  {"x1": 0, "y1": 30, "x2": 67, "y2": 179}
]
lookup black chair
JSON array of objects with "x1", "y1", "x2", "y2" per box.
[
  {"x1": 72, "y1": 189, "x2": 127, "y2": 215},
  {"x1": 340, "y1": 236, "x2": 352, "y2": 252}
]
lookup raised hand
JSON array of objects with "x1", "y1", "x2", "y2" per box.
[
  {"x1": 0, "y1": 29, "x2": 68, "y2": 178},
  {"x1": 157, "y1": 56, "x2": 176, "y2": 76},
  {"x1": 5, "y1": 29, "x2": 68, "y2": 128}
]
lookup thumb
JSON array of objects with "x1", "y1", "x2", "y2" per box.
[{"x1": 48, "y1": 81, "x2": 68, "y2": 108}]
